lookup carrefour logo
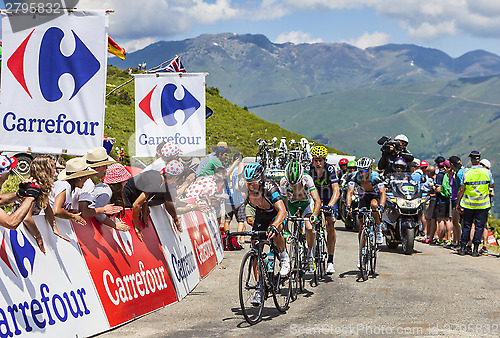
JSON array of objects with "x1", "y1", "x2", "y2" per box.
[
  {"x1": 0, "y1": 230, "x2": 36, "y2": 278},
  {"x1": 139, "y1": 83, "x2": 201, "y2": 126},
  {"x1": 7, "y1": 26, "x2": 100, "y2": 102}
]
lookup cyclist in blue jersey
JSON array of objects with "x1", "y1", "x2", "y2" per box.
[
  {"x1": 243, "y1": 163, "x2": 290, "y2": 306},
  {"x1": 346, "y1": 157, "x2": 386, "y2": 247},
  {"x1": 305, "y1": 146, "x2": 340, "y2": 274}
]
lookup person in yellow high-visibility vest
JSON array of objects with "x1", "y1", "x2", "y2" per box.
[{"x1": 456, "y1": 150, "x2": 495, "y2": 256}]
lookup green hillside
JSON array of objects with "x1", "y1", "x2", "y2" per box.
[{"x1": 105, "y1": 66, "x2": 345, "y2": 161}]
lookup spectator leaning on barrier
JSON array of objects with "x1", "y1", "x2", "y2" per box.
[
  {"x1": 17, "y1": 155, "x2": 70, "y2": 253},
  {"x1": 196, "y1": 141, "x2": 228, "y2": 176},
  {"x1": 93, "y1": 163, "x2": 131, "y2": 232},
  {"x1": 176, "y1": 157, "x2": 198, "y2": 197},
  {"x1": 457, "y1": 151, "x2": 495, "y2": 256},
  {"x1": 143, "y1": 142, "x2": 181, "y2": 172},
  {"x1": 50, "y1": 157, "x2": 97, "y2": 227},
  {"x1": 79, "y1": 147, "x2": 123, "y2": 219}
]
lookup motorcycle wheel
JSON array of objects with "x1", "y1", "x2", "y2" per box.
[
  {"x1": 353, "y1": 216, "x2": 360, "y2": 232},
  {"x1": 402, "y1": 227, "x2": 415, "y2": 255}
]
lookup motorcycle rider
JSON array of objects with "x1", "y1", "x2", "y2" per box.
[
  {"x1": 346, "y1": 157, "x2": 386, "y2": 245},
  {"x1": 377, "y1": 134, "x2": 414, "y2": 175}
]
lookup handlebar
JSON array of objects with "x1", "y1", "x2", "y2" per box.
[
  {"x1": 286, "y1": 216, "x2": 309, "y2": 222},
  {"x1": 231, "y1": 231, "x2": 268, "y2": 237}
]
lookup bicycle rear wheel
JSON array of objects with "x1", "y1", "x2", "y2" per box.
[
  {"x1": 272, "y1": 255, "x2": 291, "y2": 312},
  {"x1": 359, "y1": 229, "x2": 370, "y2": 281},
  {"x1": 370, "y1": 229, "x2": 378, "y2": 275},
  {"x1": 239, "y1": 251, "x2": 264, "y2": 324}
]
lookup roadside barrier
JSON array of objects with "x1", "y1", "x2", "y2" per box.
[{"x1": 0, "y1": 205, "x2": 223, "y2": 337}]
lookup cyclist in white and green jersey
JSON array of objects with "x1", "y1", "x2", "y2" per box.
[{"x1": 280, "y1": 161, "x2": 322, "y2": 272}]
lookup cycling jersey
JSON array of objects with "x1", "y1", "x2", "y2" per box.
[
  {"x1": 246, "y1": 179, "x2": 283, "y2": 231},
  {"x1": 349, "y1": 171, "x2": 385, "y2": 196},
  {"x1": 279, "y1": 174, "x2": 316, "y2": 217},
  {"x1": 305, "y1": 162, "x2": 338, "y2": 200}
]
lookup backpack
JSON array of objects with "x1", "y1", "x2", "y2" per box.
[{"x1": 440, "y1": 173, "x2": 452, "y2": 198}]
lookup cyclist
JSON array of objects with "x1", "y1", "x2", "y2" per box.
[
  {"x1": 243, "y1": 163, "x2": 289, "y2": 306},
  {"x1": 305, "y1": 145, "x2": 340, "y2": 274},
  {"x1": 346, "y1": 157, "x2": 386, "y2": 248},
  {"x1": 280, "y1": 161, "x2": 322, "y2": 272},
  {"x1": 337, "y1": 158, "x2": 349, "y2": 180}
]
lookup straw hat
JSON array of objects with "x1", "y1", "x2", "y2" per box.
[
  {"x1": 103, "y1": 163, "x2": 132, "y2": 184},
  {"x1": 0, "y1": 155, "x2": 18, "y2": 174},
  {"x1": 85, "y1": 147, "x2": 116, "y2": 168},
  {"x1": 58, "y1": 157, "x2": 97, "y2": 181}
]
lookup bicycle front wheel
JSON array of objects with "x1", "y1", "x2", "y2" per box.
[
  {"x1": 273, "y1": 256, "x2": 291, "y2": 312},
  {"x1": 239, "y1": 251, "x2": 264, "y2": 324},
  {"x1": 288, "y1": 237, "x2": 300, "y2": 301},
  {"x1": 359, "y1": 229, "x2": 370, "y2": 281},
  {"x1": 370, "y1": 230, "x2": 378, "y2": 275}
]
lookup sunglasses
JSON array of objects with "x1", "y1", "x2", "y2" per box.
[{"x1": 359, "y1": 168, "x2": 369, "y2": 173}]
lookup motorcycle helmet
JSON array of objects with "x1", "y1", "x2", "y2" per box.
[
  {"x1": 347, "y1": 160, "x2": 357, "y2": 168},
  {"x1": 339, "y1": 158, "x2": 349, "y2": 166},
  {"x1": 356, "y1": 157, "x2": 373, "y2": 171},
  {"x1": 310, "y1": 145, "x2": 328, "y2": 158},
  {"x1": 285, "y1": 161, "x2": 303, "y2": 185},
  {"x1": 244, "y1": 162, "x2": 265, "y2": 182},
  {"x1": 394, "y1": 134, "x2": 409, "y2": 145}
]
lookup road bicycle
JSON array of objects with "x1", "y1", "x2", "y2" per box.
[
  {"x1": 312, "y1": 206, "x2": 329, "y2": 285},
  {"x1": 233, "y1": 230, "x2": 292, "y2": 325},
  {"x1": 358, "y1": 207, "x2": 379, "y2": 281},
  {"x1": 286, "y1": 215, "x2": 308, "y2": 300}
]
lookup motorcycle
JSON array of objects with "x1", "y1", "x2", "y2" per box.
[{"x1": 382, "y1": 173, "x2": 427, "y2": 254}]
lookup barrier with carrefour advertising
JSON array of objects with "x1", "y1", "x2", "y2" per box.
[{"x1": 0, "y1": 205, "x2": 223, "y2": 337}]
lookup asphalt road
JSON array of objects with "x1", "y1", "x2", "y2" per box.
[{"x1": 98, "y1": 221, "x2": 500, "y2": 337}]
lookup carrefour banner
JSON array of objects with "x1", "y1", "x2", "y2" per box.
[
  {"x1": 134, "y1": 73, "x2": 206, "y2": 157},
  {"x1": 0, "y1": 218, "x2": 109, "y2": 337},
  {"x1": 0, "y1": 10, "x2": 108, "y2": 155}
]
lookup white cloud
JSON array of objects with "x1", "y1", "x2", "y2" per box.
[
  {"x1": 120, "y1": 37, "x2": 157, "y2": 53},
  {"x1": 347, "y1": 31, "x2": 391, "y2": 49},
  {"x1": 275, "y1": 31, "x2": 323, "y2": 44},
  {"x1": 78, "y1": 0, "x2": 500, "y2": 42}
]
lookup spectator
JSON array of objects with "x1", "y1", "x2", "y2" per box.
[
  {"x1": 176, "y1": 157, "x2": 199, "y2": 197},
  {"x1": 197, "y1": 146, "x2": 233, "y2": 177},
  {"x1": 196, "y1": 141, "x2": 228, "y2": 177},
  {"x1": 457, "y1": 151, "x2": 494, "y2": 256},
  {"x1": 93, "y1": 163, "x2": 131, "y2": 232},
  {"x1": 449, "y1": 156, "x2": 465, "y2": 248},
  {"x1": 434, "y1": 161, "x2": 452, "y2": 244},
  {"x1": 422, "y1": 166, "x2": 437, "y2": 244},
  {"x1": 0, "y1": 178, "x2": 40, "y2": 230},
  {"x1": 123, "y1": 160, "x2": 183, "y2": 239},
  {"x1": 0, "y1": 154, "x2": 18, "y2": 189},
  {"x1": 18, "y1": 155, "x2": 69, "y2": 253},
  {"x1": 410, "y1": 161, "x2": 424, "y2": 182},
  {"x1": 50, "y1": 157, "x2": 97, "y2": 226},
  {"x1": 79, "y1": 147, "x2": 123, "y2": 219},
  {"x1": 224, "y1": 153, "x2": 246, "y2": 247}
]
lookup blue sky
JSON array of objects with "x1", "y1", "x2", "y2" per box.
[{"x1": 4, "y1": 1, "x2": 500, "y2": 57}]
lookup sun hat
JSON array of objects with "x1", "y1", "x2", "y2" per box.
[
  {"x1": 480, "y1": 159, "x2": 491, "y2": 169},
  {"x1": 103, "y1": 163, "x2": 132, "y2": 184},
  {"x1": 58, "y1": 157, "x2": 97, "y2": 181},
  {"x1": 161, "y1": 160, "x2": 184, "y2": 176},
  {"x1": 161, "y1": 142, "x2": 182, "y2": 158},
  {"x1": 85, "y1": 147, "x2": 116, "y2": 168},
  {"x1": 0, "y1": 155, "x2": 18, "y2": 174}
]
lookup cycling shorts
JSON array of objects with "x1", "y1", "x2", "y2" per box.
[
  {"x1": 359, "y1": 194, "x2": 380, "y2": 209},
  {"x1": 253, "y1": 209, "x2": 279, "y2": 232}
]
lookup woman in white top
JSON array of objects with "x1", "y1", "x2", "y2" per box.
[{"x1": 51, "y1": 157, "x2": 97, "y2": 226}]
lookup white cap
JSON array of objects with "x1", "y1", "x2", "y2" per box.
[{"x1": 480, "y1": 159, "x2": 491, "y2": 169}]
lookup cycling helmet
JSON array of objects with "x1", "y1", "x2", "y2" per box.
[
  {"x1": 244, "y1": 162, "x2": 265, "y2": 182},
  {"x1": 285, "y1": 161, "x2": 303, "y2": 185},
  {"x1": 394, "y1": 134, "x2": 409, "y2": 144},
  {"x1": 356, "y1": 157, "x2": 373, "y2": 170},
  {"x1": 339, "y1": 158, "x2": 349, "y2": 166},
  {"x1": 311, "y1": 145, "x2": 328, "y2": 158},
  {"x1": 347, "y1": 160, "x2": 357, "y2": 168},
  {"x1": 394, "y1": 158, "x2": 407, "y2": 167}
]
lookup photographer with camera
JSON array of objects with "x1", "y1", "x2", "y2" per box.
[{"x1": 377, "y1": 134, "x2": 414, "y2": 174}]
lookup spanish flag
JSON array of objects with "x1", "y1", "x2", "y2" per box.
[{"x1": 108, "y1": 36, "x2": 126, "y2": 60}]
